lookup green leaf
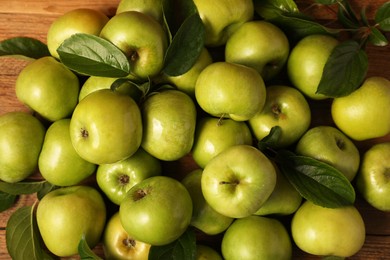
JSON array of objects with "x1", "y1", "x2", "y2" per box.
[
  {"x1": 275, "y1": 150, "x2": 356, "y2": 208},
  {"x1": 375, "y1": 1, "x2": 390, "y2": 31},
  {"x1": 0, "y1": 37, "x2": 50, "y2": 59},
  {"x1": 78, "y1": 235, "x2": 103, "y2": 260},
  {"x1": 163, "y1": 12, "x2": 205, "y2": 76},
  {"x1": 337, "y1": 0, "x2": 360, "y2": 29},
  {"x1": 162, "y1": 0, "x2": 198, "y2": 37},
  {"x1": 57, "y1": 33, "x2": 130, "y2": 77},
  {"x1": 257, "y1": 126, "x2": 283, "y2": 151},
  {"x1": 0, "y1": 180, "x2": 58, "y2": 199},
  {"x1": 314, "y1": 0, "x2": 339, "y2": 5},
  {"x1": 0, "y1": 191, "x2": 16, "y2": 212},
  {"x1": 110, "y1": 78, "x2": 150, "y2": 102},
  {"x1": 316, "y1": 40, "x2": 368, "y2": 97},
  {"x1": 368, "y1": 27, "x2": 389, "y2": 46},
  {"x1": 253, "y1": 0, "x2": 299, "y2": 19},
  {"x1": 148, "y1": 228, "x2": 196, "y2": 260}
]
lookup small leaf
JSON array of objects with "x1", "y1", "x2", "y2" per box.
[
  {"x1": 162, "y1": 0, "x2": 198, "y2": 37},
  {"x1": 316, "y1": 40, "x2": 368, "y2": 97},
  {"x1": 337, "y1": 1, "x2": 360, "y2": 29},
  {"x1": 368, "y1": 27, "x2": 389, "y2": 46},
  {"x1": 360, "y1": 7, "x2": 370, "y2": 27},
  {"x1": 0, "y1": 37, "x2": 50, "y2": 59},
  {"x1": 148, "y1": 228, "x2": 196, "y2": 260},
  {"x1": 375, "y1": 1, "x2": 390, "y2": 31},
  {"x1": 110, "y1": 78, "x2": 149, "y2": 102},
  {"x1": 257, "y1": 126, "x2": 283, "y2": 151},
  {"x1": 0, "y1": 180, "x2": 58, "y2": 198},
  {"x1": 253, "y1": 0, "x2": 299, "y2": 19},
  {"x1": 0, "y1": 191, "x2": 16, "y2": 212},
  {"x1": 275, "y1": 150, "x2": 356, "y2": 208},
  {"x1": 78, "y1": 235, "x2": 103, "y2": 260},
  {"x1": 57, "y1": 33, "x2": 130, "y2": 77}
]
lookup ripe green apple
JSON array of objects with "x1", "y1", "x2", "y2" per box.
[
  {"x1": 201, "y1": 144, "x2": 276, "y2": 218},
  {"x1": 331, "y1": 76, "x2": 390, "y2": 141},
  {"x1": 116, "y1": 0, "x2": 163, "y2": 24},
  {"x1": 36, "y1": 185, "x2": 107, "y2": 257},
  {"x1": 356, "y1": 142, "x2": 390, "y2": 211},
  {"x1": 291, "y1": 200, "x2": 365, "y2": 258},
  {"x1": 191, "y1": 117, "x2": 253, "y2": 169},
  {"x1": 96, "y1": 147, "x2": 162, "y2": 205},
  {"x1": 295, "y1": 125, "x2": 360, "y2": 181},
  {"x1": 47, "y1": 8, "x2": 109, "y2": 59},
  {"x1": 248, "y1": 85, "x2": 311, "y2": 148},
  {"x1": 0, "y1": 112, "x2": 45, "y2": 183},
  {"x1": 141, "y1": 89, "x2": 197, "y2": 161},
  {"x1": 103, "y1": 212, "x2": 151, "y2": 260},
  {"x1": 221, "y1": 216, "x2": 292, "y2": 260},
  {"x1": 195, "y1": 62, "x2": 266, "y2": 121},
  {"x1": 196, "y1": 244, "x2": 222, "y2": 260},
  {"x1": 38, "y1": 119, "x2": 96, "y2": 186},
  {"x1": 119, "y1": 176, "x2": 193, "y2": 245},
  {"x1": 225, "y1": 20, "x2": 290, "y2": 81},
  {"x1": 254, "y1": 163, "x2": 302, "y2": 216},
  {"x1": 99, "y1": 11, "x2": 168, "y2": 79},
  {"x1": 70, "y1": 89, "x2": 143, "y2": 165},
  {"x1": 287, "y1": 34, "x2": 339, "y2": 100},
  {"x1": 15, "y1": 56, "x2": 80, "y2": 122},
  {"x1": 192, "y1": 0, "x2": 254, "y2": 46},
  {"x1": 181, "y1": 169, "x2": 234, "y2": 235}
]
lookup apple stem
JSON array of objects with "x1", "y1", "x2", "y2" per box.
[
  {"x1": 219, "y1": 180, "x2": 239, "y2": 185},
  {"x1": 217, "y1": 114, "x2": 226, "y2": 126}
]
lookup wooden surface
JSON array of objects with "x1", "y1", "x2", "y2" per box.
[{"x1": 1, "y1": 0, "x2": 390, "y2": 259}]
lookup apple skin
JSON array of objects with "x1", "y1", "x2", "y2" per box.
[
  {"x1": 295, "y1": 126, "x2": 360, "y2": 181},
  {"x1": 196, "y1": 244, "x2": 222, "y2": 260},
  {"x1": 103, "y1": 212, "x2": 151, "y2": 260},
  {"x1": 287, "y1": 34, "x2": 339, "y2": 100},
  {"x1": 221, "y1": 216, "x2": 292, "y2": 260},
  {"x1": 47, "y1": 8, "x2": 109, "y2": 59},
  {"x1": 116, "y1": 0, "x2": 163, "y2": 24},
  {"x1": 356, "y1": 142, "x2": 390, "y2": 211},
  {"x1": 0, "y1": 112, "x2": 45, "y2": 183},
  {"x1": 15, "y1": 56, "x2": 80, "y2": 122},
  {"x1": 99, "y1": 11, "x2": 168, "y2": 80},
  {"x1": 38, "y1": 118, "x2": 97, "y2": 186},
  {"x1": 248, "y1": 85, "x2": 311, "y2": 148},
  {"x1": 119, "y1": 176, "x2": 193, "y2": 246},
  {"x1": 291, "y1": 200, "x2": 365, "y2": 258},
  {"x1": 191, "y1": 117, "x2": 253, "y2": 169},
  {"x1": 141, "y1": 89, "x2": 197, "y2": 161},
  {"x1": 225, "y1": 20, "x2": 290, "y2": 81},
  {"x1": 70, "y1": 89, "x2": 143, "y2": 165},
  {"x1": 331, "y1": 76, "x2": 390, "y2": 141},
  {"x1": 201, "y1": 144, "x2": 277, "y2": 218},
  {"x1": 36, "y1": 185, "x2": 107, "y2": 257},
  {"x1": 192, "y1": 0, "x2": 254, "y2": 47},
  {"x1": 181, "y1": 169, "x2": 234, "y2": 235},
  {"x1": 96, "y1": 147, "x2": 162, "y2": 205},
  {"x1": 195, "y1": 62, "x2": 266, "y2": 121}
]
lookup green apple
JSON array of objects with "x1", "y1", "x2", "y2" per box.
[
  {"x1": 38, "y1": 119, "x2": 96, "y2": 186},
  {"x1": 195, "y1": 62, "x2": 266, "y2": 121},
  {"x1": 196, "y1": 244, "x2": 222, "y2": 260},
  {"x1": 295, "y1": 126, "x2": 360, "y2": 181},
  {"x1": 287, "y1": 34, "x2": 339, "y2": 100},
  {"x1": 36, "y1": 185, "x2": 107, "y2": 257},
  {"x1": 119, "y1": 176, "x2": 193, "y2": 245},
  {"x1": 356, "y1": 142, "x2": 390, "y2": 211},
  {"x1": 0, "y1": 112, "x2": 45, "y2": 183},
  {"x1": 15, "y1": 56, "x2": 80, "y2": 122},
  {"x1": 291, "y1": 200, "x2": 365, "y2": 258},
  {"x1": 141, "y1": 89, "x2": 197, "y2": 161},
  {"x1": 47, "y1": 8, "x2": 109, "y2": 59},
  {"x1": 70, "y1": 89, "x2": 143, "y2": 165},
  {"x1": 96, "y1": 147, "x2": 162, "y2": 205},
  {"x1": 192, "y1": 0, "x2": 254, "y2": 46},
  {"x1": 331, "y1": 76, "x2": 390, "y2": 141},
  {"x1": 254, "y1": 163, "x2": 302, "y2": 216},
  {"x1": 116, "y1": 0, "x2": 163, "y2": 24},
  {"x1": 191, "y1": 117, "x2": 253, "y2": 169},
  {"x1": 248, "y1": 85, "x2": 311, "y2": 148},
  {"x1": 103, "y1": 212, "x2": 151, "y2": 260},
  {"x1": 221, "y1": 216, "x2": 292, "y2": 260},
  {"x1": 225, "y1": 20, "x2": 290, "y2": 81},
  {"x1": 99, "y1": 11, "x2": 168, "y2": 79},
  {"x1": 201, "y1": 144, "x2": 276, "y2": 218},
  {"x1": 181, "y1": 169, "x2": 234, "y2": 235}
]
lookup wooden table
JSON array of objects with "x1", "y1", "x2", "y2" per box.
[{"x1": 1, "y1": 0, "x2": 390, "y2": 259}]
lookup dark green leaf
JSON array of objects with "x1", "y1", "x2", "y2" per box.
[
  {"x1": 316, "y1": 40, "x2": 368, "y2": 97},
  {"x1": 253, "y1": 0, "x2": 298, "y2": 19},
  {"x1": 163, "y1": 13, "x2": 205, "y2": 77},
  {"x1": 110, "y1": 78, "x2": 150, "y2": 102},
  {"x1": 360, "y1": 7, "x2": 370, "y2": 27},
  {"x1": 0, "y1": 37, "x2": 50, "y2": 59},
  {"x1": 57, "y1": 33, "x2": 130, "y2": 77},
  {"x1": 375, "y1": 1, "x2": 390, "y2": 31},
  {"x1": 257, "y1": 126, "x2": 283, "y2": 151},
  {"x1": 0, "y1": 191, "x2": 16, "y2": 212},
  {"x1": 0, "y1": 180, "x2": 58, "y2": 198},
  {"x1": 368, "y1": 27, "x2": 389, "y2": 46},
  {"x1": 162, "y1": 0, "x2": 198, "y2": 36},
  {"x1": 148, "y1": 228, "x2": 196, "y2": 260},
  {"x1": 78, "y1": 235, "x2": 103, "y2": 260},
  {"x1": 275, "y1": 150, "x2": 356, "y2": 208},
  {"x1": 337, "y1": 1, "x2": 360, "y2": 29},
  {"x1": 315, "y1": 0, "x2": 339, "y2": 5}
]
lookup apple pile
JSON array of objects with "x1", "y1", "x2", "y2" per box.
[{"x1": 1, "y1": 0, "x2": 390, "y2": 259}]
